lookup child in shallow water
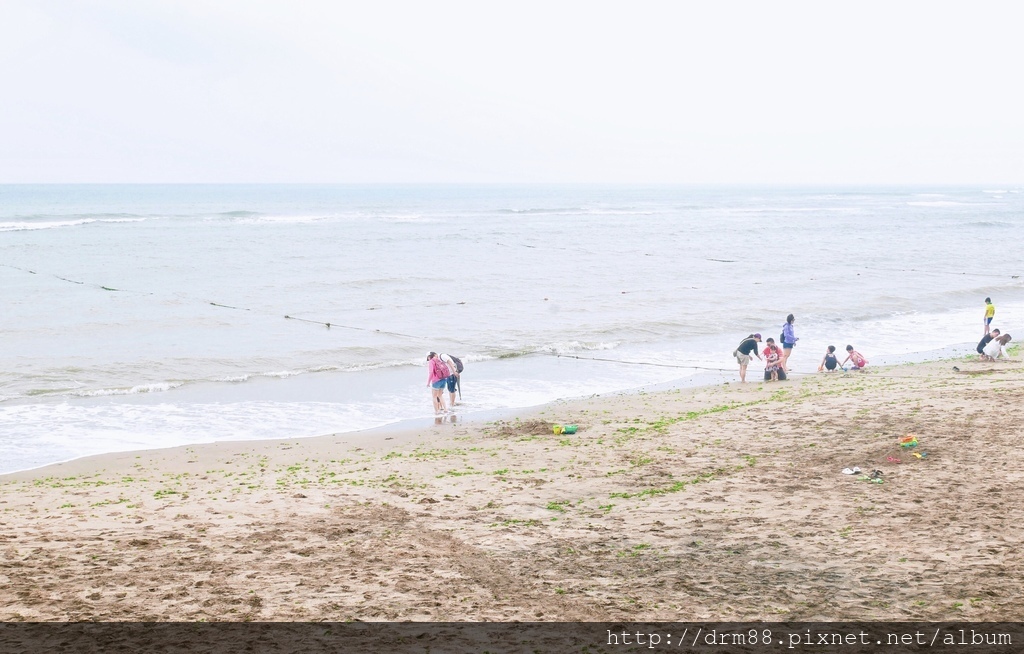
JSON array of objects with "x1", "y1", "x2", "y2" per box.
[
  {"x1": 841, "y1": 345, "x2": 868, "y2": 370},
  {"x1": 818, "y1": 345, "x2": 840, "y2": 372}
]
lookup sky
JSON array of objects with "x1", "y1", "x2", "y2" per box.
[{"x1": 1, "y1": 1, "x2": 1022, "y2": 184}]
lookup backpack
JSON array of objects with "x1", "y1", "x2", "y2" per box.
[
  {"x1": 449, "y1": 355, "x2": 464, "y2": 373},
  {"x1": 431, "y1": 357, "x2": 450, "y2": 378}
]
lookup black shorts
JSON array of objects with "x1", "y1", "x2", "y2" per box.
[{"x1": 764, "y1": 369, "x2": 787, "y2": 381}]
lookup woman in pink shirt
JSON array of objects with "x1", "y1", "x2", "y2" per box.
[{"x1": 426, "y1": 352, "x2": 451, "y2": 414}]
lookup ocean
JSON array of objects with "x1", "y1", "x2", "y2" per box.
[{"x1": 1, "y1": 184, "x2": 1021, "y2": 474}]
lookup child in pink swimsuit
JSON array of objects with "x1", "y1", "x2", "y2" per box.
[{"x1": 842, "y1": 345, "x2": 868, "y2": 370}]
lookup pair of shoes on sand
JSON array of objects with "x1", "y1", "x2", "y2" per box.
[
  {"x1": 855, "y1": 469, "x2": 884, "y2": 484},
  {"x1": 844, "y1": 467, "x2": 885, "y2": 484}
]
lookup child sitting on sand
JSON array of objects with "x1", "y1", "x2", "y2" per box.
[
  {"x1": 818, "y1": 345, "x2": 840, "y2": 372},
  {"x1": 763, "y1": 337, "x2": 783, "y2": 381},
  {"x1": 841, "y1": 345, "x2": 868, "y2": 371},
  {"x1": 982, "y1": 334, "x2": 1012, "y2": 361}
]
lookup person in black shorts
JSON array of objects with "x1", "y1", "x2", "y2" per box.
[
  {"x1": 733, "y1": 333, "x2": 762, "y2": 382},
  {"x1": 977, "y1": 329, "x2": 1000, "y2": 355},
  {"x1": 818, "y1": 345, "x2": 840, "y2": 372}
]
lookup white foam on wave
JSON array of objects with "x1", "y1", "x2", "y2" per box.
[
  {"x1": 907, "y1": 200, "x2": 1006, "y2": 207},
  {"x1": 0, "y1": 217, "x2": 146, "y2": 232},
  {"x1": 259, "y1": 370, "x2": 306, "y2": 379},
  {"x1": 217, "y1": 374, "x2": 251, "y2": 383},
  {"x1": 70, "y1": 382, "x2": 184, "y2": 397},
  {"x1": 722, "y1": 206, "x2": 861, "y2": 215},
  {"x1": 380, "y1": 214, "x2": 442, "y2": 224},
  {"x1": 541, "y1": 341, "x2": 619, "y2": 355},
  {"x1": 0, "y1": 400, "x2": 399, "y2": 474},
  {"x1": 233, "y1": 215, "x2": 329, "y2": 225},
  {"x1": 255, "y1": 364, "x2": 347, "y2": 378}
]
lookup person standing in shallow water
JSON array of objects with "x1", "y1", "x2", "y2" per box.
[
  {"x1": 780, "y1": 314, "x2": 799, "y2": 373},
  {"x1": 984, "y1": 297, "x2": 995, "y2": 336},
  {"x1": 426, "y1": 352, "x2": 451, "y2": 415},
  {"x1": 438, "y1": 352, "x2": 461, "y2": 411}
]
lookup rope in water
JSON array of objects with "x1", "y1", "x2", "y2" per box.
[
  {"x1": 554, "y1": 353, "x2": 734, "y2": 372},
  {"x1": 3, "y1": 261, "x2": 1019, "y2": 372},
  {"x1": 0, "y1": 263, "x2": 148, "y2": 294},
  {"x1": 0, "y1": 262, "x2": 467, "y2": 346}
]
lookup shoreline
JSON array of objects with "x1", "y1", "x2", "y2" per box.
[
  {"x1": 3, "y1": 351, "x2": 1023, "y2": 620},
  {"x1": 0, "y1": 341, "x2": 977, "y2": 479}
]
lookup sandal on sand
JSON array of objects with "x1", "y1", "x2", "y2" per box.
[
  {"x1": 886, "y1": 456, "x2": 902, "y2": 464},
  {"x1": 857, "y1": 475, "x2": 884, "y2": 484},
  {"x1": 869, "y1": 470, "x2": 883, "y2": 479},
  {"x1": 842, "y1": 467, "x2": 861, "y2": 475}
]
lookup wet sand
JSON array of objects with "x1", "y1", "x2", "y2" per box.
[{"x1": 2, "y1": 355, "x2": 1023, "y2": 621}]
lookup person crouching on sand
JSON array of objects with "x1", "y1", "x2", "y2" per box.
[
  {"x1": 818, "y1": 345, "x2": 840, "y2": 372},
  {"x1": 763, "y1": 337, "x2": 783, "y2": 382},
  {"x1": 841, "y1": 345, "x2": 868, "y2": 371},
  {"x1": 733, "y1": 333, "x2": 762, "y2": 382},
  {"x1": 426, "y1": 352, "x2": 451, "y2": 414},
  {"x1": 982, "y1": 334, "x2": 1012, "y2": 361},
  {"x1": 977, "y1": 329, "x2": 1000, "y2": 357}
]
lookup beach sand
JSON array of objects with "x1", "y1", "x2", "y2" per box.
[{"x1": 2, "y1": 356, "x2": 1023, "y2": 622}]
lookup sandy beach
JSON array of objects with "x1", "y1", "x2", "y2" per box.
[{"x1": 2, "y1": 354, "x2": 1023, "y2": 622}]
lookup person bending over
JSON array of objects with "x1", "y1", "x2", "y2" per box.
[
  {"x1": 842, "y1": 345, "x2": 868, "y2": 371},
  {"x1": 977, "y1": 329, "x2": 1000, "y2": 356},
  {"x1": 982, "y1": 334, "x2": 1012, "y2": 361},
  {"x1": 733, "y1": 333, "x2": 762, "y2": 383}
]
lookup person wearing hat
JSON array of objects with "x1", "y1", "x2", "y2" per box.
[
  {"x1": 426, "y1": 352, "x2": 452, "y2": 414},
  {"x1": 733, "y1": 333, "x2": 762, "y2": 383}
]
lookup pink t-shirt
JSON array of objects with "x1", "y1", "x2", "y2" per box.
[{"x1": 428, "y1": 358, "x2": 450, "y2": 383}]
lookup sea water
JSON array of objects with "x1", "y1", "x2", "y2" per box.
[{"x1": 1, "y1": 184, "x2": 1022, "y2": 473}]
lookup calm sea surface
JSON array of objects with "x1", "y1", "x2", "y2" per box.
[{"x1": 1, "y1": 184, "x2": 1021, "y2": 473}]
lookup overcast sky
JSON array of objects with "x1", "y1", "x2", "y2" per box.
[{"x1": 1, "y1": 1, "x2": 1021, "y2": 184}]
